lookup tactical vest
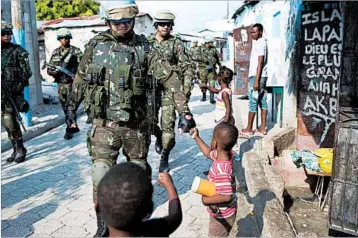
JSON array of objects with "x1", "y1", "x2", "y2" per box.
[
  {"x1": 148, "y1": 35, "x2": 184, "y2": 87},
  {"x1": 1, "y1": 44, "x2": 29, "y2": 92},
  {"x1": 83, "y1": 33, "x2": 150, "y2": 123}
]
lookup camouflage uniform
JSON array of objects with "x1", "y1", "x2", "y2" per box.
[
  {"x1": 205, "y1": 42, "x2": 222, "y2": 103},
  {"x1": 1, "y1": 21, "x2": 32, "y2": 163},
  {"x1": 191, "y1": 43, "x2": 211, "y2": 101},
  {"x1": 149, "y1": 10, "x2": 194, "y2": 172},
  {"x1": 189, "y1": 43, "x2": 200, "y2": 84},
  {"x1": 47, "y1": 28, "x2": 83, "y2": 139}
]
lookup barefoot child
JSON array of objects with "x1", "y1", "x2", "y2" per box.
[
  {"x1": 97, "y1": 162, "x2": 182, "y2": 237},
  {"x1": 190, "y1": 123, "x2": 238, "y2": 237},
  {"x1": 200, "y1": 66, "x2": 235, "y2": 125}
]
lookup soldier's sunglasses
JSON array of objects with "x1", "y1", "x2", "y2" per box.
[
  {"x1": 58, "y1": 36, "x2": 71, "y2": 40},
  {"x1": 1, "y1": 32, "x2": 12, "y2": 36},
  {"x1": 158, "y1": 22, "x2": 172, "y2": 27}
]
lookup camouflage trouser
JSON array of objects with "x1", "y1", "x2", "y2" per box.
[
  {"x1": 160, "y1": 94, "x2": 176, "y2": 151},
  {"x1": 199, "y1": 67, "x2": 215, "y2": 92},
  {"x1": 58, "y1": 83, "x2": 77, "y2": 127},
  {"x1": 1, "y1": 104, "x2": 22, "y2": 140},
  {"x1": 88, "y1": 118, "x2": 151, "y2": 201}
]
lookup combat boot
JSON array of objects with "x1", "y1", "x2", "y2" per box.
[
  {"x1": 159, "y1": 149, "x2": 170, "y2": 172},
  {"x1": 94, "y1": 212, "x2": 109, "y2": 237},
  {"x1": 200, "y1": 92, "x2": 206, "y2": 102},
  {"x1": 7, "y1": 139, "x2": 17, "y2": 163},
  {"x1": 64, "y1": 127, "x2": 73, "y2": 140},
  {"x1": 14, "y1": 139, "x2": 27, "y2": 164},
  {"x1": 64, "y1": 127, "x2": 80, "y2": 140},
  {"x1": 210, "y1": 92, "x2": 216, "y2": 104}
]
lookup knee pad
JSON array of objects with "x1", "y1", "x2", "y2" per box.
[
  {"x1": 209, "y1": 80, "x2": 216, "y2": 88},
  {"x1": 162, "y1": 132, "x2": 175, "y2": 151},
  {"x1": 91, "y1": 160, "x2": 112, "y2": 187}
]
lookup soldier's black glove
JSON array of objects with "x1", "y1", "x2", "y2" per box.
[{"x1": 178, "y1": 112, "x2": 196, "y2": 133}]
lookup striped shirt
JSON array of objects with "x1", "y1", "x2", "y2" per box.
[
  {"x1": 215, "y1": 88, "x2": 232, "y2": 123},
  {"x1": 207, "y1": 150, "x2": 237, "y2": 218}
]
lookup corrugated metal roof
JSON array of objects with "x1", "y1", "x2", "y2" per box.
[
  {"x1": 44, "y1": 18, "x2": 105, "y2": 29},
  {"x1": 41, "y1": 13, "x2": 151, "y2": 30}
]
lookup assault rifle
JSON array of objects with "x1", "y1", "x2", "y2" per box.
[
  {"x1": 1, "y1": 81, "x2": 27, "y2": 133},
  {"x1": 206, "y1": 57, "x2": 217, "y2": 77},
  {"x1": 42, "y1": 62, "x2": 75, "y2": 80}
]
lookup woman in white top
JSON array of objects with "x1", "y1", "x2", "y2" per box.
[{"x1": 200, "y1": 67, "x2": 235, "y2": 125}]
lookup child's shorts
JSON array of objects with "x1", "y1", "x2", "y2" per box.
[{"x1": 208, "y1": 213, "x2": 236, "y2": 237}]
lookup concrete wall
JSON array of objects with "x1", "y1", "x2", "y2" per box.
[{"x1": 232, "y1": 1, "x2": 298, "y2": 128}]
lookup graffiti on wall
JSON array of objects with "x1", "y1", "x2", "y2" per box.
[{"x1": 298, "y1": 7, "x2": 342, "y2": 148}]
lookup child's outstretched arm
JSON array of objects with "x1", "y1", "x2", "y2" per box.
[
  {"x1": 141, "y1": 173, "x2": 182, "y2": 237},
  {"x1": 222, "y1": 91, "x2": 232, "y2": 123},
  {"x1": 190, "y1": 128, "x2": 211, "y2": 159},
  {"x1": 200, "y1": 84, "x2": 220, "y2": 94}
]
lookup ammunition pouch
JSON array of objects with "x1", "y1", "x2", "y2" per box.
[
  {"x1": 132, "y1": 68, "x2": 145, "y2": 96},
  {"x1": 86, "y1": 64, "x2": 106, "y2": 85},
  {"x1": 111, "y1": 64, "x2": 146, "y2": 109},
  {"x1": 84, "y1": 85, "x2": 107, "y2": 120},
  {"x1": 113, "y1": 64, "x2": 132, "y2": 110},
  {"x1": 84, "y1": 64, "x2": 108, "y2": 119}
]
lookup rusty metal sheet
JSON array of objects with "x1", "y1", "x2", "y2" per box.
[
  {"x1": 233, "y1": 27, "x2": 252, "y2": 96},
  {"x1": 329, "y1": 2, "x2": 358, "y2": 235}
]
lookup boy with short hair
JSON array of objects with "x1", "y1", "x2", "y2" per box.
[
  {"x1": 97, "y1": 162, "x2": 182, "y2": 237},
  {"x1": 190, "y1": 122, "x2": 238, "y2": 237}
]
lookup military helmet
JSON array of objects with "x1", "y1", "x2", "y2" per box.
[
  {"x1": 153, "y1": 10, "x2": 175, "y2": 26},
  {"x1": 205, "y1": 37, "x2": 214, "y2": 43},
  {"x1": 57, "y1": 28, "x2": 72, "y2": 40},
  {"x1": 1, "y1": 21, "x2": 13, "y2": 35},
  {"x1": 104, "y1": 0, "x2": 139, "y2": 23}
]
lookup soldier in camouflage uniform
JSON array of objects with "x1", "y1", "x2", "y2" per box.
[
  {"x1": 204, "y1": 38, "x2": 222, "y2": 104},
  {"x1": 69, "y1": 1, "x2": 195, "y2": 236},
  {"x1": 47, "y1": 28, "x2": 83, "y2": 140},
  {"x1": 189, "y1": 40, "x2": 200, "y2": 84},
  {"x1": 1, "y1": 21, "x2": 32, "y2": 164},
  {"x1": 148, "y1": 10, "x2": 194, "y2": 172},
  {"x1": 191, "y1": 39, "x2": 211, "y2": 102}
]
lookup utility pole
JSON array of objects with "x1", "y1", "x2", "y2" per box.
[
  {"x1": 11, "y1": 0, "x2": 31, "y2": 127},
  {"x1": 11, "y1": 0, "x2": 43, "y2": 127}
]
